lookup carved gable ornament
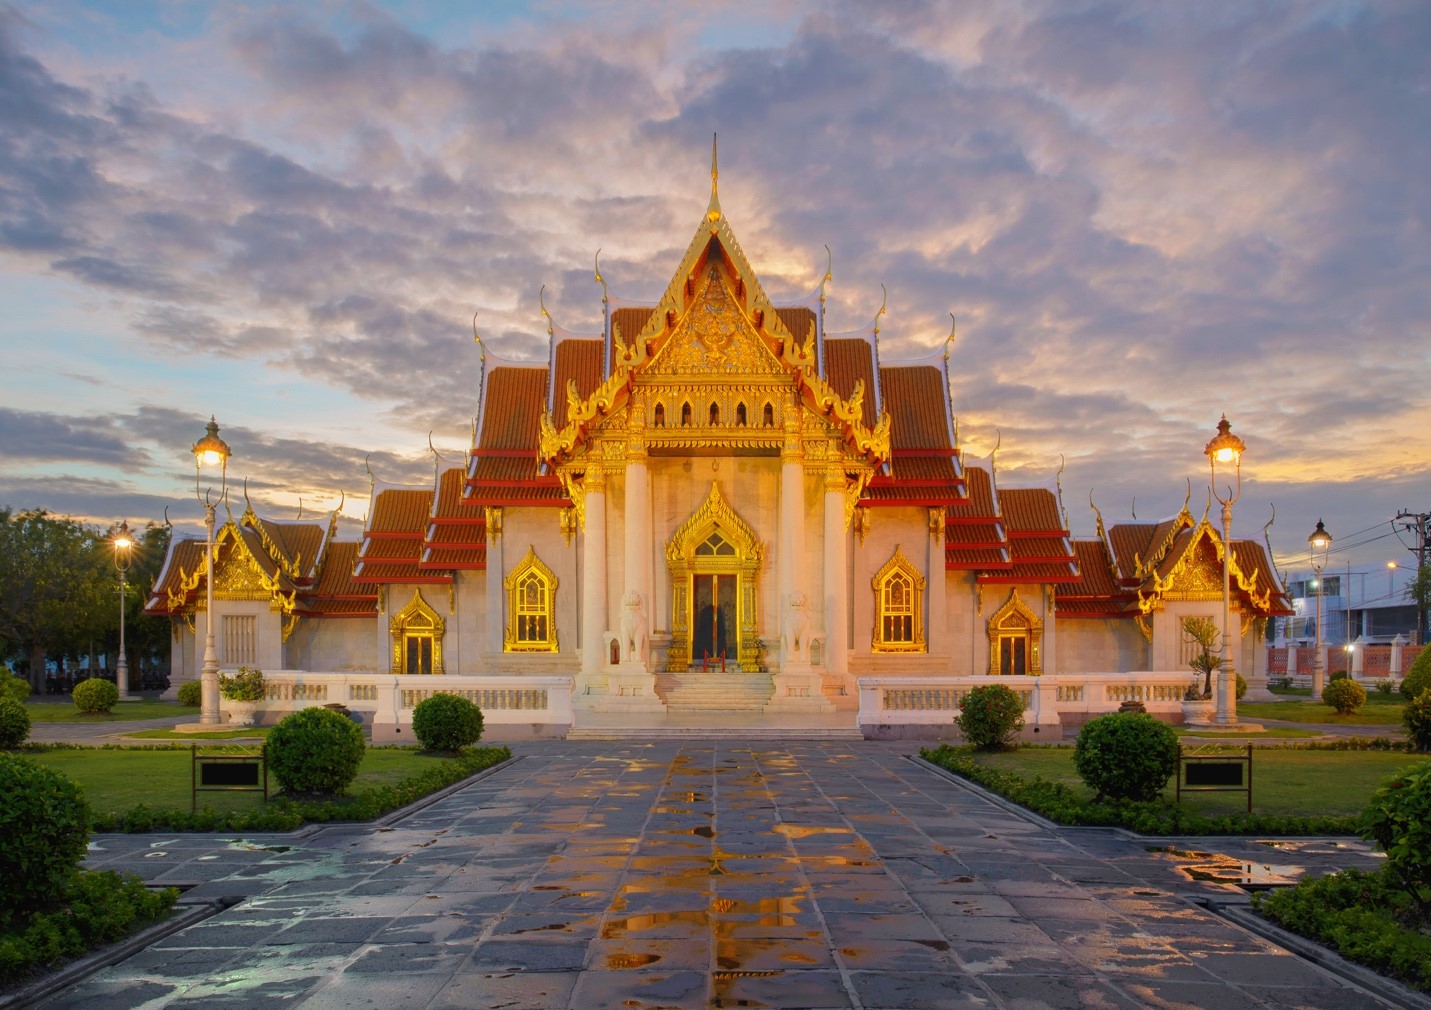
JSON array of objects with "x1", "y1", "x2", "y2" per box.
[{"x1": 646, "y1": 265, "x2": 783, "y2": 377}]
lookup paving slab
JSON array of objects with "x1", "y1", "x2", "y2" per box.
[{"x1": 26, "y1": 741, "x2": 1417, "y2": 1010}]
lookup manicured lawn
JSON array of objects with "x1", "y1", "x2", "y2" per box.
[
  {"x1": 1173, "y1": 726, "x2": 1320, "y2": 739},
  {"x1": 22, "y1": 700, "x2": 196, "y2": 722},
  {"x1": 125, "y1": 727, "x2": 271, "y2": 740},
  {"x1": 963, "y1": 746, "x2": 1429, "y2": 818},
  {"x1": 27, "y1": 746, "x2": 470, "y2": 817},
  {"x1": 1238, "y1": 690, "x2": 1406, "y2": 726}
]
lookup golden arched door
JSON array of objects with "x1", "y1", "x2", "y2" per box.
[{"x1": 665, "y1": 484, "x2": 763, "y2": 671}]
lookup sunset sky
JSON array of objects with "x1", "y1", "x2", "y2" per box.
[{"x1": 1, "y1": 1, "x2": 1427, "y2": 584}]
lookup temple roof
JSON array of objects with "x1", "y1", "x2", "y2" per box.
[
  {"x1": 354, "y1": 484, "x2": 448, "y2": 584},
  {"x1": 425, "y1": 466, "x2": 486, "y2": 570}
]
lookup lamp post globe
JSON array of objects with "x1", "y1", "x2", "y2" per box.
[
  {"x1": 113, "y1": 521, "x2": 133, "y2": 700},
  {"x1": 1204, "y1": 415, "x2": 1245, "y2": 726},
  {"x1": 192, "y1": 417, "x2": 231, "y2": 725},
  {"x1": 1307, "y1": 519, "x2": 1332, "y2": 700}
]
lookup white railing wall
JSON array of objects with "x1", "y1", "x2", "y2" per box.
[
  {"x1": 221, "y1": 672, "x2": 574, "y2": 740},
  {"x1": 858, "y1": 672, "x2": 1194, "y2": 733}
]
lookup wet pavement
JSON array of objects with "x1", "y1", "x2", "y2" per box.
[{"x1": 35, "y1": 741, "x2": 1411, "y2": 1010}]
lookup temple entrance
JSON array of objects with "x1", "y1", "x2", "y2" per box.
[{"x1": 665, "y1": 483, "x2": 764, "y2": 671}]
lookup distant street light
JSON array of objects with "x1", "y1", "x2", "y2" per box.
[
  {"x1": 113, "y1": 521, "x2": 133, "y2": 701},
  {"x1": 193, "y1": 417, "x2": 231, "y2": 725},
  {"x1": 1204, "y1": 415, "x2": 1246, "y2": 726},
  {"x1": 1308, "y1": 519, "x2": 1332, "y2": 700}
]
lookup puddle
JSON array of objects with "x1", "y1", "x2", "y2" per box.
[
  {"x1": 605, "y1": 952, "x2": 662, "y2": 969},
  {"x1": 227, "y1": 842, "x2": 293, "y2": 853},
  {"x1": 1148, "y1": 846, "x2": 1302, "y2": 887},
  {"x1": 603, "y1": 910, "x2": 708, "y2": 936},
  {"x1": 773, "y1": 824, "x2": 852, "y2": 840}
]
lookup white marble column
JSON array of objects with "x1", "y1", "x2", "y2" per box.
[
  {"x1": 769, "y1": 454, "x2": 830, "y2": 711},
  {"x1": 579, "y1": 476, "x2": 607, "y2": 692},
  {"x1": 602, "y1": 457, "x2": 663, "y2": 710},
  {"x1": 927, "y1": 507, "x2": 947, "y2": 664},
  {"x1": 823, "y1": 478, "x2": 849, "y2": 679}
]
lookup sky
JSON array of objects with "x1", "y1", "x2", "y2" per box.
[{"x1": 0, "y1": 0, "x2": 1428, "y2": 592}]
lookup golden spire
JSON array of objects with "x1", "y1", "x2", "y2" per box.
[{"x1": 707, "y1": 133, "x2": 722, "y2": 223}]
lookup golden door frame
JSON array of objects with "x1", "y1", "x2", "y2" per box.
[{"x1": 665, "y1": 483, "x2": 763, "y2": 671}]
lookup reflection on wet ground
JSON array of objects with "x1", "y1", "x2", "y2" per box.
[{"x1": 61, "y1": 742, "x2": 1397, "y2": 1010}]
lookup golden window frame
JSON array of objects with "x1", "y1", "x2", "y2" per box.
[
  {"x1": 389, "y1": 589, "x2": 445, "y2": 675},
  {"x1": 504, "y1": 545, "x2": 559, "y2": 652},
  {"x1": 986, "y1": 588, "x2": 1043, "y2": 676},
  {"x1": 871, "y1": 545, "x2": 926, "y2": 653}
]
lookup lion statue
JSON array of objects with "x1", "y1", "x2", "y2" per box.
[
  {"x1": 783, "y1": 590, "x2": 811, "y2": 664},
  {"x1": 619, "y1": 590, "x2": 647, "y2": 664}
]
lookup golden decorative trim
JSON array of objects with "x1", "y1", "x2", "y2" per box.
[
  {"x1": 664, "y1": 483, "x2": 764, "y2": 671},
  {"x1": 559, "y1": 506, "x2": 579, "y2": 547},
  {"x1": 928, "y1": 506, "x2": 946, "y2": 543},
  {"x1": 484, "y1": 506, "x2": 503, "y2": 543},
  {"x1": 241, "y1": 505, "x2": 304, "y2": 580},
  {"x1": 853, "y1": 506, "x2": 871, "y2": 546}
]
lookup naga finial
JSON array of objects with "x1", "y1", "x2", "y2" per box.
[
  {"x1": 819, "y1": 244, "x2": 832, "y2": 306},
  {"x1": 539, "y1": 285, "x2": 553, "y2": 337},
  {"x1": 428, "y1": 431, "x2": 441, "y2": 483},
  {"x1": 296, "y1": 496, "x2": 303, "y2": 520},
  {"x1": 946, "y1": 313, "x2": 956, "y2": 361},
  {"x1": 874, "y1": 284, "x2": 887, "y2": 338},
  {"x1": 594, "y1": 249, "x2": 608, "y2": 308},
  {"x1": 365, "y1": 453, "x2": 375, "y2": 493},
  {"x1": 163, "y1": 505, "x2": 172, "y2": 531},
  {"x1": 1089, "y1": 490, "x2": 1107, "y2": 541},
  {"x1": 1056, "y1": 453, "x2": 1069, "y2": 530},
  {"x1": 471, "y1": 311, "x2": 485, "y2": 362}
]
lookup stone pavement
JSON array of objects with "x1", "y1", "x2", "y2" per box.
[{"x1": 35, "y1": 741, "x2": 1414, "y2": 1010}]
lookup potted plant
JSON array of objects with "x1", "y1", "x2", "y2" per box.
[
  {"x1": 219, "y1": 666, "x2": 266, "y2": 727},
  {"x1": 1181, "y1": 617, "x2": 1221, "y2": 724}
]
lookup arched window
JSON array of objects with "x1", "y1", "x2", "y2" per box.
[
  {"x1": 389, "y1": 590, "x2": 445, "y2": 675},
  {"x1": 504, "y1": 546, "x2": 559, "y2": 652},
  {"x1": 653, "y1": 403, "x2": 666, "y2": 428},
  {"x1": 709, "y1": 402, "x2": 720, "y2": 425},
  {"x1": 871, "y1": 546, "x2": 925, "y2": 652},
  {"x1": 681, "y1": 402, "x2": 693, "y2": 427},
  {"x1": 987, "y1": 589, "x2": 1043, "y2": 676},
  {"x1": 736, "y1": 402, "x2": 747, "y2": 426},
  {"x1": 762, "y1": 402, "x2": 775, "y2": 427}
]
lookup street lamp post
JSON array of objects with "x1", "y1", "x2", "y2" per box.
[
  {"x1": 113, "y1": 521, "x2": 133, "y2": 700},
  {"x1": 1205, "y1": 415, "x2": 1246, "y2": 727},
  {"x1": 1308, "y1": 519, "x2": 1332, "y2": 700},
  {"x1": 193, "y1": 417, "x2": 231, "y2": 725}
]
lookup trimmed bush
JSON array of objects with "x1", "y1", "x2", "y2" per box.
[
  {"x1": 0, "y1": 755, "x2": 91, "y2": 929},
  {"x1": 176, "y1": 679, "x2": 202, "y2": 706},
  {"x1": 1360, "y1": 763, "x2": 1431, "y2": 910},
  {"x1": 1404, "y1": 689, "x2": 1431, "y2": 753},
  {"x1": 1235, "y1": 671, "x2": 1247, "y2": 700},
  {"x1": 1, "y1": 668, "x2": 30, "y2": 703},
  {"x1": 1330, "y1": 670, "x2": 1349, "y2": 682},
  {"x1": 412, "y1": 693, "x2": 485, "y2": 753},
  {"x1": 219, "y1": 665, "x2": 265, "y2": 701},
  {"x1": 266, "y1": 706, "x2": 365, "y2": 797},
  {"x1": 1323, "y1": 678, "x2": 1367, "y2": 715},
  {"x1": 71, "y1": 677, "x2": 119, "y2": 714},
  {"x1": 955, "y1": 683, "x2": 1025, "y2": 750},
  {"x1": 0, "y1": 696, "x2": 31, "y2": 748},
  {"x1": 1073, "y1": 712, "x2": 1180, "y2": 802},
  {"x1": 1401, "y1": 648, "x2": 1431, "y2": 701}
]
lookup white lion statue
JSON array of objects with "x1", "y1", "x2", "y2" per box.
[
  {"x1": 619, "y1": 590, "x2": 647, "y2": 664},
  {"x1": 783, "y1": 590, "x2": 811, "y2": 664}
]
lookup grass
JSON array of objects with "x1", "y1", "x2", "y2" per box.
[
  {"x1": 25, "y1": 745, "x2": 474, "y2": 818},
  {"x1": 961, "y1": 746, "x2": 1429, "y2": 818},
  {"x1": 1239, "y1": 689, "x2": 1406, "y2": 726},
  {"x1": 21, "y1": 700, "x2": 196, "y2": 723}
]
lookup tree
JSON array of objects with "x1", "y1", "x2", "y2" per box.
[
  {"x1": 0, "y1": 509, "x2": 112, "y2": 691},
  {"x1": 1407, "y1": 563, "x2": 1431, "y2": 645}
]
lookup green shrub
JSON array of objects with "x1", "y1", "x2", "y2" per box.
[
  {"x1": 218, "y1": 665, "x2": 265, "y2": 701},
  {"x1": 0, "y1": 696, "x2": 31, "y2": 748},
  {"x1": 176, "y1": 679, "x2": 202, "y2": 706},
  {"x1": 1235, "y1": 671, "x2": 1247, "y2": 699},
  {"x1": 266, "y1": 706, "x2": 365, "y2": 796},
  {"x1": 1376, "y1": 678, "x2": 1398, "y2": 696},
  {"x1": 1405, "y1": 690, "x2": 1431, "y2": 752},
  {"x1": 411, "y1": 692, "x2": 485, "y2": 752},
  {"x1": 1401, "y1": 648, "x2": 1431, "y2": 700},
  {"x1": 1322, "y1": 677, "x2": 1367, "y2": 715},
  {"x1": 1330, "y1": 670, "x2": 1349, "y2": 682},
  {"x1": 0, "y1": 755, "x2": 91, "y2": 930},
  {"x1": 955, "y1": 684, "x2": 1025, "y2": 750},
  {"x1": 1254, "y1": 867, "x2": 1431, "y2": 994},
  {"x1": 1073, "y1": 712, "x2": 1180, "y2": 802},
  {"x1": 1, "y1": 668, "x2": 30, "y2": 703},
  {"x1": 1360, "y1": 763, "x2": 1431, "y2": 911},
  {"x1": 71, "y1": 677, "x2": 118, "y2": 714}
]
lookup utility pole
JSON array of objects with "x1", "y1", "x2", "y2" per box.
[{"x1": 1397, "y1": 510, "x2": 1431, "y2": 645}]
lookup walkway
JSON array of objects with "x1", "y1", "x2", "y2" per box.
[{"x1": 32, "y1": 741, "x2": 1414, "y2": 1010}]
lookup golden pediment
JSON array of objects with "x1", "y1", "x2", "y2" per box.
[{"x1": 645, "y1": 265, "x2": 784, "y2": 378}]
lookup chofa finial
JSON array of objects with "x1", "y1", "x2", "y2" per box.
[{"x1": 707, "y1": 133, "x2": 722, "y2": 223}]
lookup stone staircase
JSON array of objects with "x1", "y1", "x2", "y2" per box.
[{"x1": 655, "y1": 669, "x2": 774, "y2": 711}]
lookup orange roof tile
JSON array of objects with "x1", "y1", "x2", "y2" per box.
[
  {"x1": 880, "y1": 366, "x2": 952, "y2": 451},
  {"x1": 775, "y1": 306, "x2": 817, "y2": 346},
  {"x1": 248, "y1": 517, "x2": 326, "y2": 580},
  {"x1": 825, "y1": 338, "x2": 876, "y2": 405},
  {"x1": 950, "y1": 466, "x2": 998, "y2": 521},
  {"x1": 143, "y1": 537, "x2": 209, "y2": 614},
  {"x1": 611, "y1": 306, "x2": 656, "y2": 351},
  {"x1": 368, "y1": 488, "x2": 434, "y2": 535},
  {"x1": 478, "y1": 367, "x2": 547, "y2": 451},
  {"x1": 552, "y1": 339, "x2": 604, "y2": 429},
  {"x1": 999, "y1": 488, "x2": 1066, "y2": 535}
]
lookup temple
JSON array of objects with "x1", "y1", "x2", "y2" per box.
[{"x1": 146, "y1": 158, "x2": 1292, "y2": 734}]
